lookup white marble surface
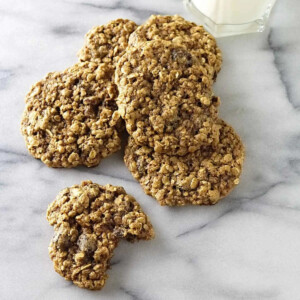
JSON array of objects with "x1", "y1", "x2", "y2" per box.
[{"x1": 0, "y1": 0, "x2": 300, "y2": 299}]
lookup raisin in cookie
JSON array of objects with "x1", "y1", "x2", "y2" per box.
[
  {"x1": 47, "y1": 180, "x2": 154, "y2": 290},
  {"x1": 115, "y1": 39, "x2": 220, "y2": 156},
  {"x1": 78, "y1": 19, "x2": 137, "y2": 68},
  {"x1": 21, "y1": 62, "x2": 122, "y2": 168},
  {"x1": 124, "y1": 120, "x2": 245, "y2": 206},
  {"x1": 129, "y1": 15, "x2": 222, "y2": 80}
]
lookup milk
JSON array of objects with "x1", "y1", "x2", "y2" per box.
[{"x1": 191, "y1": 0, "x2": 277, "y2": 24}]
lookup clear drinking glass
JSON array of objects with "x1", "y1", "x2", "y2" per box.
[{"x1": 184, "y1": 0, "x2": 277, "y2": 37}]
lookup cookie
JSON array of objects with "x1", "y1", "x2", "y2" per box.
[
  {"x1": 129, "y1": 15, "x2": 222, "y2": 80},
  {"x1": 78, "y1": 19, "x2": 137, "y2": 68},
  {"x1": 124, "y1": 120, "x2": 245, "y2": 206},
  {"x1": 21, "y1": 62, "x2": 122, "y2": 168},
  {"x1": 115, "y1": 39, "x2": 220, "y2": 156},
  {"x1": 47, "y1": 180, "x2": 154, "y2": 290}
]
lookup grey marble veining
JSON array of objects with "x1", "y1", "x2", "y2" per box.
[{"x1": 0, "y1": 0, "x2": 300, "y2": 299}]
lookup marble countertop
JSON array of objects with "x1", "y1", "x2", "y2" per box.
[{"x1": 1, "y1": 0, "x2": 300, "y2": 299}]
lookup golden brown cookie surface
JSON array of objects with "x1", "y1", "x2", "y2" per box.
[
  {"x1": 124, "y1": 120, "x2": 245, "y2": 206},
  {"x1": 47, "y1": 180, "x2": 154, "y2": 290},
  {"x1": 21, "y1": 62, "x2": 122, "y2": 168},
  {"x1": 129, "y1": 15, "x2": 222, "y2": 80},
  {"x1": 116, "y1": 39, "x2": 220, "y2": 156},
  {"x1": 78, "y1": 19, "x2": 137, "y2": 67}
]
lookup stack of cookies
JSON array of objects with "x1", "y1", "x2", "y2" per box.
[
  {"x1": 117, "y1": 16, "x2": 245, "y2": 206},
  {"x1": 21, "y1": 15, "x2": 245, "y2": 206}
]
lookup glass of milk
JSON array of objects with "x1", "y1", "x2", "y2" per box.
[{"x1": 184, "y1": 0, "x2": 277, "y2": 37}]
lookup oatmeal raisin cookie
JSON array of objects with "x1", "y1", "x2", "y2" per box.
[
  {"x1": 124, "y1": 120, "x2": 245, "y2": 206},
  {"x1": 21, "y1": 62, "x2": 122, "y2": 168},
  {"x1": 115, "y1": 39, "x2": 220, "y2": 156}
]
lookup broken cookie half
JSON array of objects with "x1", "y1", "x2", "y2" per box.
[{"x1": 46, "y1": 180, "x2": 154, "y2": 290}]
